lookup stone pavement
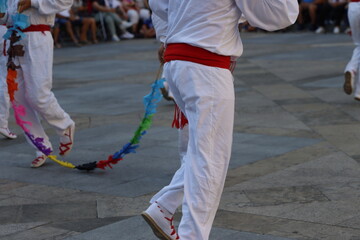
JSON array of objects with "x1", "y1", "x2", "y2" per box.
[{"x1": 1, "y1": 32, "x2": 360, "y2": 240}]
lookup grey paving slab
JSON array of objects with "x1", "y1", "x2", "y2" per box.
[
  {"x1": 301, "y1": 75, "x2": 343, "y2": 88},
  {"x1": 64, "y1": 216, "x2": 162, "y2": 240},
  {"x1": 214, "y1": 210, "x2": 360, "y2": 240},
  {"x1": 0, "y1": 222, "x2": 46, "y2": 237},
  {"x1": 307, "y1": 87, "x2": 353, "y2": 105},
  {"x1": 279, "y1": 199, "x2": 360, "y2": 225},
  {"x1": 219, "y1": 231, "x2": 296, "y2": 240},
  {"x1": 0, "y1": 226, "x2": 78, "y2": 240},
  {"x1": 338, "y1": 216, "x2": 360, "y2": 229},
  {"x1": 53, "y1": 40, "x2": 159, "y2": 64},
  {"x1": 282, "y1": 103, "x2": 357, "y2": 126},
  {"x1": 0, "y1": 201, "x2": 97, "y2": 224},
  {"x1": 48, "y1": 217, "x2": 128, "y2": 234},
  {"x1": 230, "y1": 132, "x2": 321, "y2": 168},
  {"x1": 318, "y1": 182, "x2": 360, "y2": 201},
  {"x1": 231, "y1": 151, "x2": 360, "y2": 190},
  {"x1": 339, "y1": 104, "x2": 360, "y2": 122},
  {"x1": 55, "y1": 82, "x2": 152, "y2": 115},
  {"x1": 0, "y1": 197, "x2": 48, "y2": 207},
  {"x1": 252, "y1": 84, "x2": 314, "y2": 100},
  {"x1": 313, "y1": 124, "x2": 360, "y2": 156},
  {"x1": 234, "y1": 107, "x2": 311, "y2": 130},
  {"x1": 96, "y1": 195, "x2": 152, "y2": 218},
  {"x1": 64, "y1": 215, "x2": 296, "y2": 240},
  {"x1": 54, "y1": 60, "x2": 159, "y2": 83},
  {"x1": 243, "y1": 186, "x2": 329, "y2": 206}
]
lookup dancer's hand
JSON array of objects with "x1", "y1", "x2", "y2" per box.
[
  {"x1": 158, "y1": 43, "x2": 165, "y2": 64},
  {"x1": 0, "y1": 13, "x2": 4, "y2": 18},
  {"x1": 18, "y1": 0, "x2": 31, "y2": 13}
]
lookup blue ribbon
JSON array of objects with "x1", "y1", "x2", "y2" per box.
[
  {"x1": 0, "y1": 0, "x2": 7, "y2": 13},
  {"x1": 3, "y1": 13, "x2": 30, "y2": 40},
  {"x1": 143, "y1": 78, "x2": 165, "y2": 116}
]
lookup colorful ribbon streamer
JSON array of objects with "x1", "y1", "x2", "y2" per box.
[{"x1": 4, "y1": 11, "x2": 166, "y2": 171}]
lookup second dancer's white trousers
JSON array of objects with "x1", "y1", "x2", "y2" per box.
[
  {"x1": 150, "y1": 61, "x2": 235, "y2": 240},
  {"x1": 14, "y1": 31, "x2": 74, "y2": 156},
  {"x1": 345, "y1": 2, "x2": 360, "y2": 97}
]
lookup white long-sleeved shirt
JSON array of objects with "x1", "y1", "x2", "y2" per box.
[
  {"x1": 149, "y1": 0, "x2": 299, "y2": 58},
  {"x1": 0, "y1": 0, "x2": 73, "y2": 27}
]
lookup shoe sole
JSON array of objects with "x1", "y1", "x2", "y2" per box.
[
  {"x1": 0, "y1": 132, "x2": 17, "y2": 140},
  {"x1": 141, "y1": 212, "x2": 172, "y2": 240},
  {"x1": 344, "y1": 72, "x2": 353, "y2": 95}
]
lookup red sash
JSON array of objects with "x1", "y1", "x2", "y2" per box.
[
  {"x1": 22, "y1": 24, "x2": 51, "y2": 33},
  {"x1": 164, "y1": 43, "x2": 231, "y2": 69}
]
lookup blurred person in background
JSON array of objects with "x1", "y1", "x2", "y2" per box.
[
  {"x1": 71, "y1": 0, "x2": 98, "y2": 44},
  {"x1": 53, "y1": 10, "x2": 82, "y2": 47},
  {"x1": 297, "y1": 0, "x2": 321, "y2": 31},
  {"x1": 92, "y1": 0, "x2": 134, "y2": 41},
  {"x1": 315, "y1": 0, "x2": 348, "y2": 34}
]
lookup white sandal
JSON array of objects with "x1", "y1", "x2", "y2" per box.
[
  {"x1": 0, "y1": 127, "x2": 17, "y2": 139},
  {"x1": 31, "y1": 155, "x2": 47, "y2": 168}
]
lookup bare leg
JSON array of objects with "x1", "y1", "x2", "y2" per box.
[
  {"x1": 80, "y1": 18, "x2": 91, "y2": 42},
  {"x1": 90, "y1": 18, "x2": 98, "y2": 43},
  {"x1": 52, "y1": 27, "x2": 61, "y2": 48},
  {"x1": 65, "y1": 21, "x2": 80, "y2": 45}
]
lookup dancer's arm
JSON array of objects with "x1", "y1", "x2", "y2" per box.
[
  {"x1": 149, "y1": 0, "x2": 168, "y2": 43},
  {"x1": 18, "y1": 0, "x2": 73, "y2": 14},
  {"x1": 236, "y1": 0, "x2": 299, "y2": 31}
]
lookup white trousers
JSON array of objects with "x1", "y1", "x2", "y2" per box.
[
  {"x1": 150, "y1": 61, "x2": 235, "y2": 240},
  {"x1": 345, "y1": 2, "x2": 360, "y2": 97},
  {"x1": 15, "y1": 31, "x2": 74, "y2": 156},
  {"x1": 127, "y1": 9, "x2": 151, "y2": 25},
  {"x1": 0, "y1": 26, "x2": 10, "y2": 129}
]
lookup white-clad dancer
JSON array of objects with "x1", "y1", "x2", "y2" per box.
[
  {"x1": 0, "y1": 24, "x2": 17, "y2": 139},
  {"x1": 142, "y1": 0, "x2": 299, "y2": 239},
  {"x1": 0, "y1": 0, "x2": 75, "y2": 167},
  {"x1": 344, "y1": 0, "x2": 360, "y2": 101}
]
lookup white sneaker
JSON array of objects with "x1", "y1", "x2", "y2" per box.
[
  {"x1": 59, "y1": 123, "x2": 75, "y2": 156},
  {"x1": 344, "y1": 71, "x2": 354, "y2": 95},
  {"x1": 141, "y1": 202, "x2": 179, "y2": 240},
  {"x1": 315, "y1": 27, "x2": 325, "y2": 34},
  {"x1": 31, "y1": 155, "x2": 47, "y2": 168},
  {"x1": 121, "y1": 21, "x2": 133, "y2": 29},
  {"x1": 112, "y1": 35, "x2": 120, "y2": 42},
  {"x1": 333, "y1": 26, "x2": 340, "y2": 34},
  {"x1": 120, "y1": 31, "x2": 134, "y2": 39},
  {"x1": 0, "y1": 127, "x2": 17, "y2": 139}
]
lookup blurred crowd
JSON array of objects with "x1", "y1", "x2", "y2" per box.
[
  {"x1": 54, "y1": 0, "x2": 353, "y2": 48},
  {"x1": 241, "y1": 0, "x2": 351, "y2": 35},
  {"x1": 52, "y1": 0, "x2": 154, "y2": 48}
]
